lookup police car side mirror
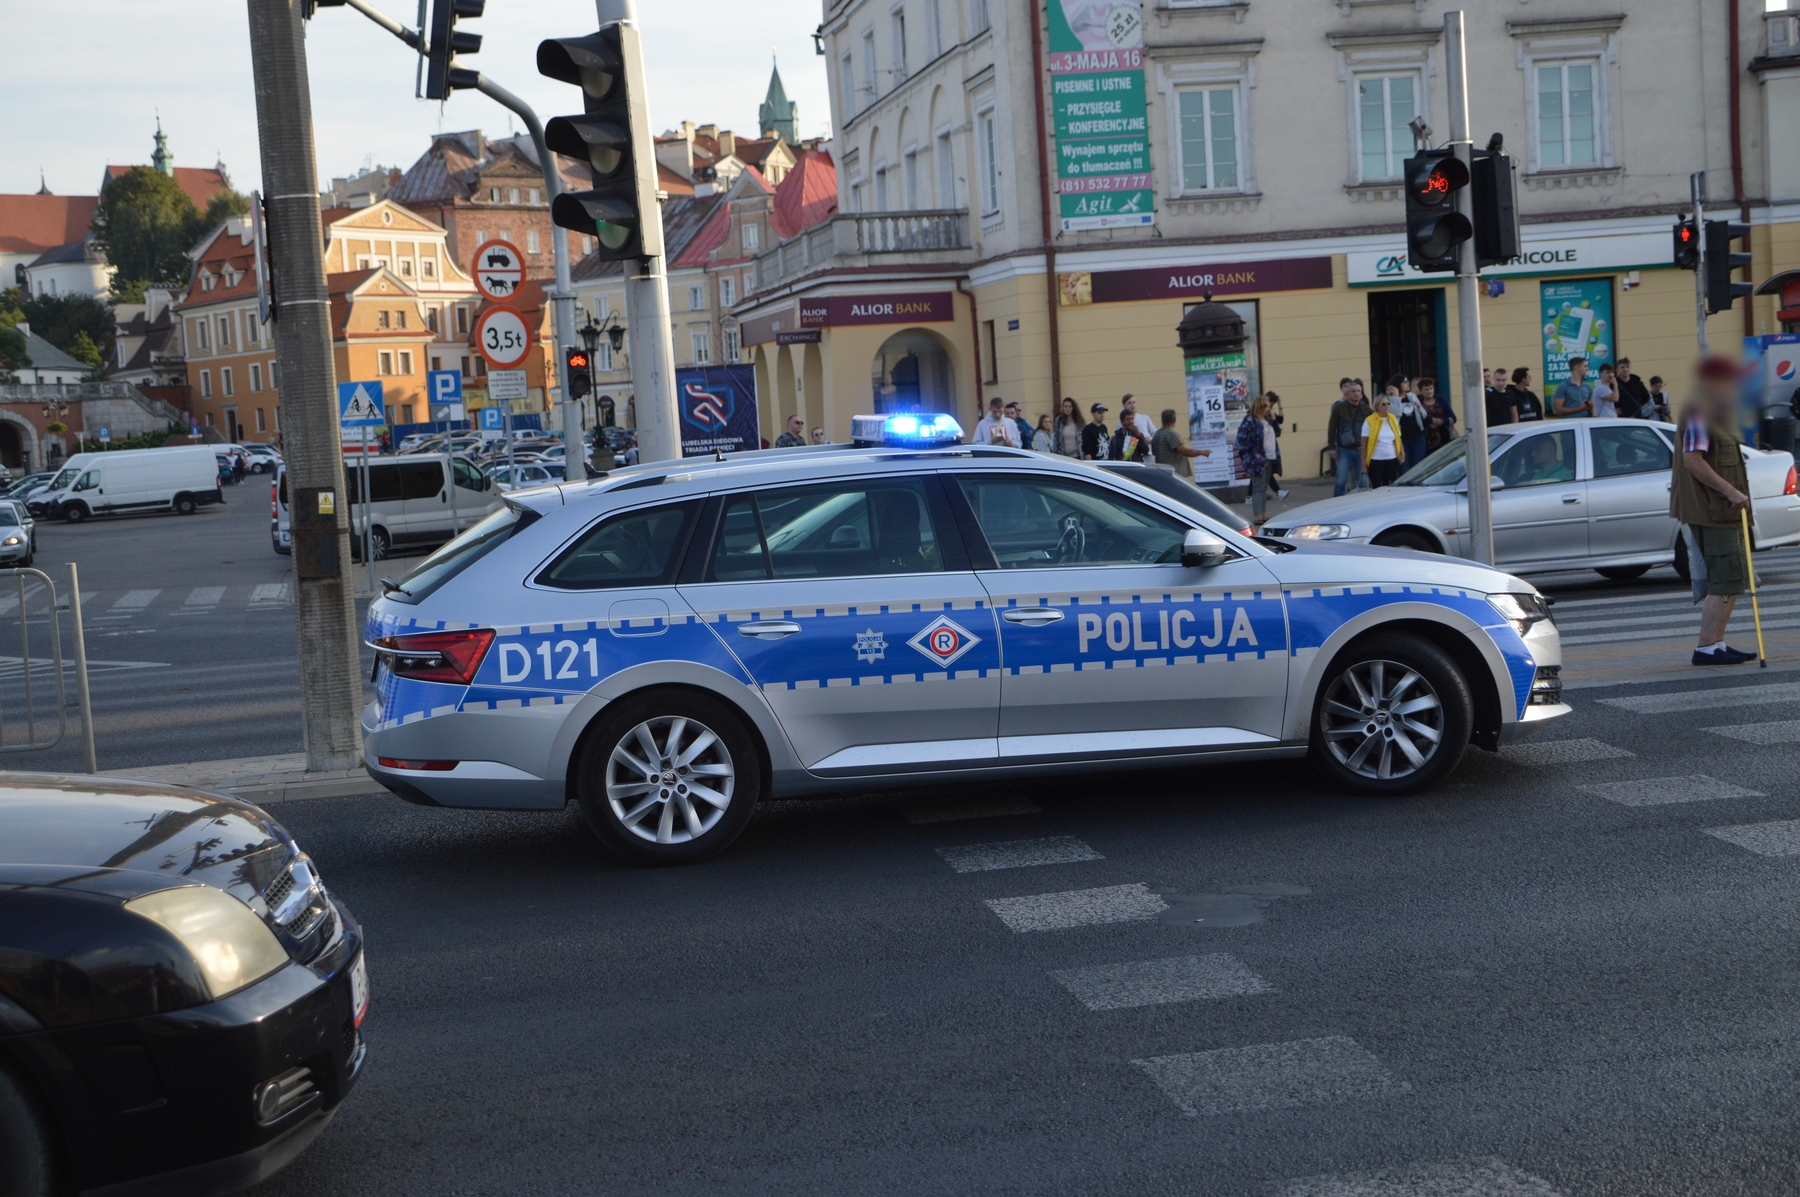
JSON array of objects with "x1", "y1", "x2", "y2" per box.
[{"x1": 1181, "y1": 528, "x2": 1231, "y2": 569}]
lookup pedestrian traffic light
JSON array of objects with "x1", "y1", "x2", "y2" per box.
[
  {"x1": 1403, "y1": 150, "x2": 1472, "y2": 272},
  {"x1": 424, "y1": 0, "x2": 484, "y2": 100},
  {"x1": 1673, "y1": 218, "x2": 1700, "y2": 271},
  {"x1": 565, "y1": 346, "x2": 592, "y2": 400},
  {"x1": 1470, "y1": 150, "x2": 1519, "y2": 269},
  {"x1": 1705, "y1": 219, "x2": 1753, "y2": 314},
  {"x1": 539, "y1": 25, "x2": 662, "y2": 260}
]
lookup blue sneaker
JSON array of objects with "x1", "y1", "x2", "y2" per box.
[{"x1": 1693, "y1": 645, "x2": 1756, "y2": 665}]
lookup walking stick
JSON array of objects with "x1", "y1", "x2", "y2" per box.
[{"x1": 1741, "y1": 506, "x2": 1768, "y2": 668}]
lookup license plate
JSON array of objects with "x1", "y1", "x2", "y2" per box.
[{"x1": 349, "y1": 950, "x2": 369, "y2": 1027}]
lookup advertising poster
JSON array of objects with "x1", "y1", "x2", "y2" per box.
[
  {"x1": 675, "y1": 365, "x2": 760, "y2": 456},
  {"x1": 1540, "y1": 278, "x2": 1613, "y2": 390},
  {"x1": 1744, "y1": 334, "x2": 1800, "y2": 435},
  {"x1": 1047, "y1": 1, "x2": 1155, "y2": 232},
  {"x1": 1185, "y1": 352, "x2": 1248, "y2": 485}
]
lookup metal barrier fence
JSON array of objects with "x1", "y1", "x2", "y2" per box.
[{"x1": 0, "y1": 564, "x2": 96, "y2": 770}]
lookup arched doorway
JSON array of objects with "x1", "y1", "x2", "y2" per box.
[
  {"x1": 0, "y1": 423, "x2": 21, "y2": 471},
  {"x1": 871, "y1": 329, "x2": 955, "y2": 413}
]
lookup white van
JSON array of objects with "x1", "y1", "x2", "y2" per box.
[
  {"x1": 30, "y1": 447, "x2": 222, "y2": 523},
  {"x1": 273, "y1": 456, "x2": 500, "y2": 559}
]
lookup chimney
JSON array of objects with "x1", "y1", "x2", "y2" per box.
[
  {"x1": 719, "y1": 130, "x2": 737, "y2": 158},
  {"x1": 697, "y1": 123, "x2": 719, "y2": 141}
]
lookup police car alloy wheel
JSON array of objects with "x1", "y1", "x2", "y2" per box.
[
  {"x1": 576, "y1": 691, "x2": 761, "y2": 865},
  {"x1": 1310, "y1": 634, "x2": 1471, "y2": 794}
]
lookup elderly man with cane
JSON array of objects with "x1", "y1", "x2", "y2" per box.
[{"x1": 1673, "y1": 355, "x2": 1764, "y2": 666}]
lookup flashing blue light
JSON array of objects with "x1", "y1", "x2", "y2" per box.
[
  {"x1": 850, "y1": 412, "x2": 966, "y2": 447},
  {"x1": 889, "y1": 415, "x2": 921, "y2": 435}
]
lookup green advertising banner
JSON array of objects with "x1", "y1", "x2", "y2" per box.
[
  {"x1": 1540, "y1": 278, "x2": 1614, "y2": 389},
  {"x1": 1046, "y1": 1, "x2": 1155, "y2": 232}
]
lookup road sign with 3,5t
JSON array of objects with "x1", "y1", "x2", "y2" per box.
[
  {"x1": 338, "y1": 380, "x2": 386, "y2": 426},
  {"x1": 474, "y1": 305, "x2": 532, "y2": 370}
]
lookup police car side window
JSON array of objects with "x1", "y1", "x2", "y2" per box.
[
  {"x1": 706, "y1": 478, "x2": 944, "y2": 581},
  {"x1": 536, "y1": 500, "x2": 700, "y2": 590},
  {"x1": 956, "y1": 477, "x2": 1190, "y2": 568}
]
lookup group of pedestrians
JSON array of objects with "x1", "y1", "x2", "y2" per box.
[
  {"x1": 1326, "y1": 375, "x2": 1457, "y2": 496},
  {"x1": 1543, "y1": 356, "x2": 1672, "y2": 422}
]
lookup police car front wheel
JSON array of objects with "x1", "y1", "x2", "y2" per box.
[
  {"x1": 1309, "y1": 634, "x2": 1471, "y2": 795},
  {"x1": 576, "y1": 691, "x2": 760, "y2": 865}
]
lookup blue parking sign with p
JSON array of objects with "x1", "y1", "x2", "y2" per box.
[
  {"x1": 428, "y1": 370, "x2": 462, "y2": 406},
  {"x1": 479, "y1": 407, "x2": 505, "y2": 431}
]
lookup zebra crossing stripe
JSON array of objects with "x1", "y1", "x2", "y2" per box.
[{"x1": 109, "y1": 589, "x2": 159, "y2": 611}]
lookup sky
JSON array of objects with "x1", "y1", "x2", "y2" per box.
[{"x1": 0, "y1": 0, "x2": 833, "y2": 198}]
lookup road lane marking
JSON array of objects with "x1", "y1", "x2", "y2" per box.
[
  {"x1": 249, "y1": 583, "x2": 291, "y2": 606},
  {"x1": 1706, "y1": 719, "x2": 1800, "y2": 744},
  {"x1": 1051, "y1": 954, "x2": 1271, "y2": 1010},
  {"x1": 985, "y1": 882, "x2": 1167, "y2": 932},
  {"x1": 1277, "y1": 1157, "x2": 1567, "y2": 1196},
  {"x1": 1578, "y1": 774, "x2": 1766, "y2": 806},
  {"x1": 1132, "y1": 1036, "x2": 1409, "y2": 1117},
  {"x1": 1502, "y1": 738, "x2": 1633, "y2": 766},
  {"x1": 109, "y1": 589, "x2": 159, "y2": 612},
  {"x1": 1598, "y1": 681, "x2": 1800, "y2": 714},
  {"x1": 1560, "y1": 614, "x2": 1800, "y2": 645},
  {"x1": 938, "y1": 835, "x2": 1101, "y2": 873},
  {"x1": 902, "y1": 795, "x2": 1041, "y2": 823},
  {"x1": 174, "y1": 586, "x2": 226, "y2": 615},
  {"x1": 1705, "y1": 819, "x2": 1800, "y2": 856}
]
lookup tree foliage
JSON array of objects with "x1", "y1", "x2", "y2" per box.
[
  {"x1": 91, "y1": 167, "x2": 198, "y2": 293},
  {"x1": 0, "y1": 326, "x2": 28, "y2": 380}
]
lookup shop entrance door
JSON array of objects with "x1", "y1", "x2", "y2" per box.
[{"x1": 1368, "y1": 289, "x2": 1448, "y2": 391}]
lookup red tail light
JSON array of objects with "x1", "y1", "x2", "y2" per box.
[
  {"x1": 1785, "y1": 465, "x2": 1796, "y2": 496},
  {"x1": 377, "y1": 758, "x2": 457, "y2": 771},
  {"x1": 270, "y1": 483, "x2": 278, "y2": 517},
  {"x1": 371, "y1": 629, "x2": 495, "y2": 684}
]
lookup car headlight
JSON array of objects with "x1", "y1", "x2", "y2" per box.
[
  {"x1": 2, "y1": 536, "x2": 19, "y2": 546},
  {"x1": 1287, "y1": 523, "x2": 1352, "y2": 540},
  {"x1": 125, "y1": 885, "x2": 290, "y2": 1000},
  {"x1": 1487, "y1": 591, "x2": 1552, "y2": 636}
]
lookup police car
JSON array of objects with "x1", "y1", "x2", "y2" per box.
[{"x1": 363, "y1": 413, "x2": 1568, "y2": 864}]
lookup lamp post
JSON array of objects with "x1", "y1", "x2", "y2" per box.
[{"x1": 41, "y1": 399, "x2": 69, "y2": 470}]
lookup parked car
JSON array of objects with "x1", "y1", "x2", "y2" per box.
[
  {"x1": 488, "y1": 462, "x2": 563, "y2": 491},
  {"x1": 0, "y1": 502, "x2": 33, "y2": 565},
  {"x1": 29, "y1": 447, "x2": 223, "y2": 523},
  {"x1": 1266, "y1": 419, "x2": 1800, "y2": 580},
  {"x1": 6, "y1": 474, "x2": 56, "y2": 503},
  {"x1": 0, "y1": 498, "x2": 38, "y2": 556},
  {"x1": 242, "y1": 444, "x2": 282, "y2": 474},
  {"x1": 0, "y1": 773, "x2": 366, "y2": 1195},
  {"x1": 275, "y1": 455, "x2": 500, "y2": 559}
]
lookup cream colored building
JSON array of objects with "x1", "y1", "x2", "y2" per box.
[{"x1": 738, "y1": 0, "x2": 1800, "y2": 462}]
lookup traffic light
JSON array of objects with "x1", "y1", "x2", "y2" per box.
[
  {"x1": 1403, "y1": 150, "x2": 1472, "y2": 272},
  {"x1": 539, "y1": 25, "x2": 663, "y2": 260},
  {"x1": 425, "y1": 0, "x2": 484, "y2": 101},
  {"x1": 1705, "y1": 220, "x2": 1753, "y2": 314},
  {"x1": 1673, "y1": 218, "x2": 1700, "y2": 271},
  {"x1": 1470, "y1": 150, "x2": 1519, "y2": 269},
  {"x1": 565, "y1": 346, "x2": 592, "y2": 400}
]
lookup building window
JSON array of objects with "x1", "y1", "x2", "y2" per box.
[
  {"x1": 744, "y1": 264, "x2": 756, "y2": 292},
  {"x1": 862, "y1": 30, "x2": 877, "y2": 100},
  {"x1": 377, "y1": 310, "x2": 391, "y2": 329},
  {"x1": 1537, "y1": 61, "x2": 1598, "y2": 167},
  {"x1": 270, "y1": 360, "x2": 280, "y2": 388},
  {"x1": 379, "y1": 351, "x2": 394, "y2": 375},
  {"x1": 398, "y1": 351, "x2": 413, "y2": 374},
  {"x1": 925, "y1": 0, "x2": 942, "y2": 59},
  {"x1": 875, "y1": 166, "x2": 890, "y2": 211},
  {"x1": 204, "y1": 411, "x2": 214, "y2": 426},
  {"x1": 743, "y1": 223, "x2": 760, "y2": 251},
  {"x1": 595, "y1": 342, "x2": 613, "y2": 372},
  {"x1": 720, "y1": 275, "x2": 736, "y2": 307},
  {"x1": 397, "y1": 309, "x2": 408, "y2": 330},
  {"x1": 489, "y1": 188, "x2": 499, "y2": 203},
  {"x1": 473, "y1": 229, "x2": 485, "y2": 245},
  {"x1": 689, "y1": 284, "x2": 706, "y2": 311},
  {"x1": 399, "y1": 258, "x2": 414, "y2": 276},
  {"x1": 221, "y1": 367, "x2": 233, "y2": 396},
  {"x1": 508, "y1": 188, "x2": 520, "y2": 205},
  {"x1": 1177, "y1": 86, "x2": 1239, "y2": 191},
  {"x1": 690, "y1": 327, "x2": 710, "y2": 364},
  {"x1": 250, "y1": 362, "x2": 262, "y2": 392},
  {"x1": 527, "y1": 230, "x2": 540, "y2": 254},
  {"x1": 399, "y1": 404, "x2": 415, "y2": 424},
  {"x1": 581, "y1": 234, "x2": 593, "y2": 255},
  {"x1": 461, "y1": 355, "x2": 472, "y2": 377},
  {"x1": 200, "y1": 370, "x2": 212, "y2": 398},
  {"x1": 473, "y1": 356, "x2": 486, "y2": 377},
  {"x1": 935, "y1": 129, "x2": 956, "y2": 207},
  {"x1": 981, "y1": 320, "x2": 997, "y2": 383},
  {"x1": 255, "y1": 407, "x2": 267, "y2": 432},
  {"x1": 841, "y1": 52, "x2": 856, "y2": 115},
  {"x1": 529, "y1": 188, "x2": 540, "y2": 205},
  {"x1": 356, "y1": 255, "x2": 370, "y2": 269},
  {"x1": 427, "y1": 307, "x2": 439, "y2": 333},
  {"x1": 431, "y1": 355, "x2": 442, "y2": 371},
  {"x1": 247, "y1": 317, "x2": 260, "y2": 345},
  {"x1": 971, "y1": 0, "x2": 990, "y2": 35},
  {"x1": 1357, "y1": 74, "x2": 1417, "y2": 181},
  {"x1": 499, "y1": 230, "x2": 512, "y2": 245},
  {"x1": 456, "y1": 306, "x2": 469, "y2": 334},
  {"x1": 723, "y1": 326, "x2": 740, "y2": 362},
  {"x1": 903, "y1": 148, "x2": 920, "y2": 209},
  {"x1": 892, "y1": 8, "x2": 908, "y2": 80},
  {"x1": 422, "y1": 258, "x2": 436, "y2": 278},
  {"x1": 978, "y1": 109, "x2": 1001, "y2": 215},
  {"x1": 194, "y1": 319, "x2": 210, "y2": 350}
]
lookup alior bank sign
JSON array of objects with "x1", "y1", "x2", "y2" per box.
[{"x1": 1345, "y1": 228, "x2": 1673, "y2": 287}]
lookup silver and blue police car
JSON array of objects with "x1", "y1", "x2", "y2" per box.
[{"x1": 363, "y1": 413, "x2": 1568, "y2": 864}]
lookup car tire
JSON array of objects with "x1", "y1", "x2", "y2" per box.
[
  {"x1": 173, "y1": 493, "x2": 197, "y2": 515},
  {"x1": 1596, "y1": 565, "x2": 1651, "y2": 581},
  {"x1": 575, "y1": 690, "x2": 761, "y2": 865},
  {"x1": 0, "y1": 1058, "x2": 57, "y2": 1197},
  {"x1": 61, "y1": 503, "x2": 87, "y2": 524},
  {"x1": 1372, "y1": 529, "x2": 1439, "y2": 554},
  {"x1": 1309, "y1": 632, "x2": 1472, "y2": 796}
]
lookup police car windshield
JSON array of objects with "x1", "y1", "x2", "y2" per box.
[
  {"x1": 392, "y1": 505, "x2": 537, "y2": 603},
  {"x1": 1395, "y1": 433, "x2": 1511, "y2": 487}
]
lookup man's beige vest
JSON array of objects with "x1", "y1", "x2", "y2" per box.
[{"x1": 1669, "y1": 402, "x2": 1750, "y2": 529}]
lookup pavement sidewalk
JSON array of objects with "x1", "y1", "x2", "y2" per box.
[{"x1": 97, "y1": 753, "x2": 388, "y2": 805}]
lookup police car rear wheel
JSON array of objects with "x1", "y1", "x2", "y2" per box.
[
  {"x1": 577, "y1": 693, "x2": 759, "y2": 864},
  {"x1": 1310, "y1": 634, "x2": 1470, "y2": 795}
]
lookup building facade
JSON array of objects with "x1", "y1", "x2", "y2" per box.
[{"x1": 737, "y1": 0, "x2": 1799, "y2": 470}]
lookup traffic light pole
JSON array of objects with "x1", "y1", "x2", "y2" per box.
[
  {"x1": 245, "y1": 0, "x2": 364, "y2": 772},
  {"x1": 1444, "y1": 10, "x2": 1493, "y2": 567},
  {"x1": 1692, "y1": 172, "x2": 1709, "y2": 352}
]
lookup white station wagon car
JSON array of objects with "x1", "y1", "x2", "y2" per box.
[
  {"x1": 1269, "y1": 418, "x2": 1800, "y2": 580},
  {"x1": 361, "y1": 419, "x2": 1569, "y2": 864}
]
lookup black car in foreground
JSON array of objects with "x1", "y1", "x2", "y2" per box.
[{"x1": 0, "y1": 774, "x2": 366, "y2": 1196}]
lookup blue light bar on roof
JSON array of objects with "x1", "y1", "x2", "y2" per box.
[{"x1": 851, "y1": 412, "x2": 965, "y2": 448}]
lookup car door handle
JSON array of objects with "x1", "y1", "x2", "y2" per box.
[
  {"x1": 738, "y1": 621, "x2": 802, "y2": 639},
  {"x1": 1002, "y1": 607, "x2": 1065, "y2": 626},
  {"x1": 1561, "y1": 494, "x2": 1581, "y2": 504}
]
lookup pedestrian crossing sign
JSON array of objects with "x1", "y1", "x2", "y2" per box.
[{"x1": 338, "y1": 381, "x2": 385, "y2": 427}]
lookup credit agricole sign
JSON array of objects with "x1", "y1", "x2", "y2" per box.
[{"x1": 1346, "y1": 229, "x2": 1673, "y2": 286}]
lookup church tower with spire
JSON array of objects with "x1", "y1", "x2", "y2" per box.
[
  {"x1": 758, "y1": 59, "x2": 799, "y2": 144},
  {"x1": 151, "y1": 120, "x2": 174, "y2": 177}
]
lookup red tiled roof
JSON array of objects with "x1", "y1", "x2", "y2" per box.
[
  {"x1": 0, "y1": 194, "x2": 99, "y2": 255},
  {"x1": 658, "y1": 163, "x2": 696, "y2": 197},
  {"x1": 771, "y1": 149, "x2": 837, "y2": 241},
  {"x1": 104, "y1": 165, "x2": 229, "y2": 210},
  {"x1": 670, "y1": 205, "x2": 730, "y2": 269}
]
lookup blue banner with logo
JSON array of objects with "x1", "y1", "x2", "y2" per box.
[
  {"x1": 1540, "y1": 278, "x2": 1613, "y2": 390},
  {"x1": 676, "y1": 365, "x2": 760, "y2": 456}
]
